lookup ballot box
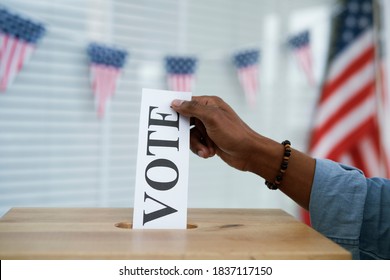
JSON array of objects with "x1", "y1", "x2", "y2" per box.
[{"x1": 0, "y1": 208, "x2": 351, "y2": 259}]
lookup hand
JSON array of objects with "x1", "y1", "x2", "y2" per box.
[
  {"x1": 171, "y1": 95, "x2": 262, "y2": 171},
  {"x1": 172, "y1": 95, "x2": 315, "y2": 210}
]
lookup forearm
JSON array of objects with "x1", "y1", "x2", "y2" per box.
[
  {"x1": 171, "y1": 96, "x2": 316, "y2": 209},
  {"x1": 245, "y1": 133, "x2": 315, "y2": 210}
]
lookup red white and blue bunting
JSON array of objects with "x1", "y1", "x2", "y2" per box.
[{"x1": 0, "y1": 7, "x2": 45, "y2": 91}]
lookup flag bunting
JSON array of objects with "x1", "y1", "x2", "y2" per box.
[
  {"x1": 288, "y1": 30, "x2": 315, "y2": 86},
  {"x1": 165, "y1": 56, "x2": 197, "y2": 92},
  {"x1": 87, "y1": 43, "x2": 128, "y2": 118},
  {"x1": 0, "y1": 7, "x2": 45, "y2": 91},
  {"x1": 233, "y1": 49, "x2": 260, "y2": 108}
]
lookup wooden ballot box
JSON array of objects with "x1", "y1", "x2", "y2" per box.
[{"x1": 0, "y1": 208, "x2": 351, "y2": 259}]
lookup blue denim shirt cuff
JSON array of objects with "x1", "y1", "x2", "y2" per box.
[{"x1": 309, "y1": 159, "x2": 368, "y2": 259}]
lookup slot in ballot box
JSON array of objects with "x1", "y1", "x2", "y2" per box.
[{"x1": 0, "y1": 208, "x2": 351, "y2": 259}]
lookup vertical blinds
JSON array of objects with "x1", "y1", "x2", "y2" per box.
[{"x1": 0, "y1": 0, "x2": 329, "y2": 217}]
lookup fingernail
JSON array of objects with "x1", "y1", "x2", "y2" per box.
[
  {"x1": 197, "y1": 150, "x2": 205, "y2": 158},
  {"x1": 172, "y1": 99, "x2": 184, "y2": 107}
]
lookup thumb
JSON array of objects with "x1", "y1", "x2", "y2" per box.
[{"x1": 171, "y1": 98, "x2": 209, "y2": 121}]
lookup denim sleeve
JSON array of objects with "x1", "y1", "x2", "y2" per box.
[
  {"x1": 359, "y1": 177, "x2": 390, "y2": 259},
  {"x1": 309, "y1": 159, "x2": 367, "y2": 259},
  {"x1": 309, "y1": 159, "x2": 390, "y2": 260}
]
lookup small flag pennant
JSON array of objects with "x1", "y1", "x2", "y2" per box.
[
  {"x1": 87, "y1": 43, "x2": 128, "y2": 118},
  {"x1": 233, "y1": 49, "x2": 260, "y2": 108},
  {"x1": 288, "y1": 30, "x2": 315, "y2": 86},
  {"x1": 165, "y1": 56, "x2": 197, "y2": 92},
  {"x1": 0, "y1": 7, "x2": 45, "y2": 91}
]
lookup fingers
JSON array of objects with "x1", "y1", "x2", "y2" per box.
[
  {"x1": 171, "y1": 99, "x2": 204, "y2": 119},
  {"x1": 190, "y1": 118, "x2": 216, "y2": 158},
  {"x1": 171, "y1": 96, "x2": 220, "y2": 120},
  {"x1": 171, "y1": 96, "x2": 223, "y2": 158},
  {"x1": 190, "y1": 127, "x2": 211, "y2": 158}
]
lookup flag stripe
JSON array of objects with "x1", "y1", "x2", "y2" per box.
[
  {"x1": 0, "y1": 36, "x2": 18, "y2": 90},
  {"x1": 7, "y1": 39, "x2": 26, "y2": 88},
  {"x1": 167, "y1": 74, "x2": 193, "y2": 92},
  {"x1": 233, "y1": 49, "x2": 259, "y2": 107},
  {"x1": 311, "y1": 93, "x2": 376, "y2": 158},
  {"x1": 91, "y1": 64, "x2": 121, "y2": 118},
  {"x1": 18, "y1": 44, "x2": 34, "y2": 71},
  {"x1": 359, "y1": 135, "x2": 380, "y2": 176},
  {"x1": 238, "y1": 65, "x2": 258, "y2": 107},
  {"x1": 0, "y1": 35, "x2": 12, "y2": 88},
  {"x1": 321, "y1": 44, "x2": 375, "y2": 103},
  {"x1": 17, "y1": 42, "x2": 28, "y2": 71},
  {"x1": 350, "y1": 144, "x2": 366, "y2": 173},
  {"x1": 0, "y1": 35, "x2": 34, "y2": 91},
  {"x1": 313, "y1": 61, "x2": 375, "y2": 128},
  {"x1": 340, "y1": 152, "x2": 354, "y2": 166},
  {"x1": 327, "y1": 29, "x2": 374, "y2": 81},
  {"x1": 311, "y1": 79, "x2": 375, "y2": 148},
  {"x1": 324, "y1": 115, "x2": 376, "y2": 161}
]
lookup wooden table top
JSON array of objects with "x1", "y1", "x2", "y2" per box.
[{"x1": 0, "y1": 208, "x2": 351, "y2": 260}]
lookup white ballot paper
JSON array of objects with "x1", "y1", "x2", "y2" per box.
[{"x1": 133, "y1": 88, "x2": 192, "y2": 229}]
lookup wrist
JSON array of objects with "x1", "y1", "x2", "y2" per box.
[{"x1": 244, "y1": 133, "x2": 285, "y2": 182}]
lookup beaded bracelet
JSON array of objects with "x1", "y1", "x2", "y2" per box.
[{"x1": 265, "y1": 140, "x2": 291, "y2": 190}]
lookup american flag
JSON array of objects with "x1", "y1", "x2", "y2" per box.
[
  {"x1": 310, "y1": 0, "x2": 389, "y2": 178},
  {"x1": 0, "y1": 7, "x2": 45, "y2": 91},
  {"x1": 378, "y1": 1, "x2": 390, "y2": 179},
  {"x1": 165, "y1": 56, "x2": 197, "y2": 92},
  {"x1": 87, "y1": 43, "x2": 128, "y2": 118},
  {"x1": 288, "y1": 30, "x2": 315, "y2": 86},
  {"x1": 233, "y1": 49, "x2": 260, "y2": 108}
]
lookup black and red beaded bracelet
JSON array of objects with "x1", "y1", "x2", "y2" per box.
[{"x1": 265, "y1": 140, "x2": 291, "y2": 190}]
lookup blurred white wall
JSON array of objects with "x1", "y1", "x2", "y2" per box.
[{"x1": 0, "y1": 0, "x2": 335, "y2": 218}]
